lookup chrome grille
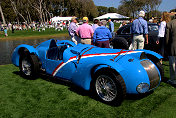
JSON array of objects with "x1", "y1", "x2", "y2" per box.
[{"x1": 140, "y1": 60, "x2": 160, "y2": 89}]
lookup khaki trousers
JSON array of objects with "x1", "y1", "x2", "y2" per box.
[
  {"x1": 132, "y1": 34, "x2": 144, "y2": 50},
  {"x1": 81, "y1": 39, "x2": 91, "y2": 45}
]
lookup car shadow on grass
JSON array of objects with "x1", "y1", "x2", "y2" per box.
[
  {"x1": 126, "y1": 91, "x2": 153, "y2": 100},
  {"x1": 12, "y1": 70, "x2": 159, "y2": 106},
  {"x1": 13, "y1": 71, "x2": 90, "y2": 96}
]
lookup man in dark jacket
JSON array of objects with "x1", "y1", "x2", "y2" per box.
[{"x1": 165, "y1": 14, "x2": 176, "y2": 85}]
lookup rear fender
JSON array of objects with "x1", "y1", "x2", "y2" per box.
[{"x1": 12, "y1": 44, "x2": 38, "y2": 66}]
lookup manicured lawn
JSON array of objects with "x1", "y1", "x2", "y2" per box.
[
  {"x1": 107, "y1": 22, "x2": 121, "y2": 32},
  {"x1": 0, "y1": 28, "x2": 69, "y2": 40},
  {"x1": 0, "y1": 62, "x2": 175, "y2": 118}
]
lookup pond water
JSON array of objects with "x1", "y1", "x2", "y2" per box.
[{"x1": 0, "y1": 36, "x2": 70, "y2": 65}]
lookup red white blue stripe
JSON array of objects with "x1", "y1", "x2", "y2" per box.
[{"x1": 52, "y1": 50, "x2": 142, "y2": 76}]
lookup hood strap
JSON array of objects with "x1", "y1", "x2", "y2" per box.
[{"x1": 110, "y1": 49, "x2": 124, "y2": 61}]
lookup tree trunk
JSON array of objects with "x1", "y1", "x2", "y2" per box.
[
  {"x1": 43, "y1": 12, "x2": 45, "y2": 24},
  {"x1": 45, "y1": 11, "x2": 48, "y2": 22},
  {"x1": 17, "y1": 17, "x2": 19, "y2": 25},
  {"x1": 10, "y1": 0, "x2": 27, "y2": 23},
  {"x1": 27, "y1": 10, "x2": 32, "y2": 23},
  {"x1": 0, "y1": 3, "x2": 6, "y2": 25}
]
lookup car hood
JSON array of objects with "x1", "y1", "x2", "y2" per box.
[{"x1": 64, "y1": 44, "x2": 144, "y2": 62}]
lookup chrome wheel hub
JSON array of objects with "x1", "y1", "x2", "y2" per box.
[
  {"x1": 22, "y1": 58, "x2": 31, "y2": 76},
  {"x1": 95, "y1": 75, "x2": 117, "y2": 101}
]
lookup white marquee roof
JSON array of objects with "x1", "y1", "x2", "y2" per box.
[
  {"x1": 95, "y1": 13, "x2": 129, "y2": 20},
  {"x1": 51, "y1": 16, "x2": 72, "y2": 22}
]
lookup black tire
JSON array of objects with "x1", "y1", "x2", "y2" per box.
[
  {"x1": 19, "y1": 53, "x2": 40, "y2": 79},
  {"x1": 155, "y1": 61, "x2": 166, "y2": 82},
  {"x1": 92, "y1": 69, "x2": 126, "y2": 106},
  {"x1": 111, "y1": 37, "x2": 129, "y2": 50}
]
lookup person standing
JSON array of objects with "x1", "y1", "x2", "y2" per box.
[
  {"x1": 108, "y1": 17, "x2": 114, "y2": 37},
  {"x1": 165, "y1": 14, "x2": 176, "y2": 85},
  {"x1": 131, "y1": 10, "x2": 148, "y2": 50},
  {"x1": 119, "y1": 21, "x2": 127, "y2": 28},
  {"x1": 92, "y1": 19, "x2": 99, "y2": 32},
  {"x1": 93, "y1": 21, "x2": 112, "y2": 48},
  {"x1": 4, "y1": 27, "x2": 8, "y2": 37},
  {"x1": 12, "y1": 24, "x2": 15, "y2": 33},
  {"x1": 157, "y1": 12, "x2": 170, "y2": 57},
  {"x1": 8, "y1": 22, "x2": 12, "y2": 30},
  {"x1": 68, "y1": 16, "x2": 80, "y2": 45},
  {"x1": 76, "y1": 17, "x2": 94, "y2": 45}
]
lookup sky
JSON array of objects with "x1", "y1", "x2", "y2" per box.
[{"x1": 93, "y1": 0, "x2": 176, "y2": 12}]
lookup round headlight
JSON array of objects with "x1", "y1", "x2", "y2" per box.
[{"x1": 136, "y1": 83, "x2": 149, "y2": 93}]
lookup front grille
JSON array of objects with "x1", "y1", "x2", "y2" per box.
[{"x1": 140, "y1": 60, "x2": 160, "y2": 89}]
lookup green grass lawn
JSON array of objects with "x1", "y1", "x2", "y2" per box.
[
  {"x1": 0, "y1": 62, "x2": 176, "y2": 118},
  {"x1": 107, "y1": 22, "x2": 121, "y2": 32},
  {"x1": 0, "y1": 28, "x2": 69, "y2": 40}
]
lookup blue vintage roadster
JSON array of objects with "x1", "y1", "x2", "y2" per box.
[{"x1": 12, "y1": 39, "x2": 163, "y2": 105}]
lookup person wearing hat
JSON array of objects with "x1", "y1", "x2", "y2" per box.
[
  {"x1": 68, "y1": 16, "x2": 80, "y2": 44},
  {"x1": 131, "y1": 10, "x2": 148, "y2": 50},
  {"x1": 76, "y1": 17, "x2": 94, "y2": 45},
  {"x1": 108, "y1": 17, "x2": 114, "y2": 37},
  {"x1": 93, "y1": 21, "x2": 112, "y2": 48}
]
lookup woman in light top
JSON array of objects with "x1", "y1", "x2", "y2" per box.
[{"x1": 157, "y1": 12, "x2": 171, "y2": 57}]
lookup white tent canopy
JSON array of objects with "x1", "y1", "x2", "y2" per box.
[
  {"x1": 50, "y1": 16, "x2": 72, "y2": 22},
  {"x1": 95, "y1": 13, "x2": 129, "y2": 20}
]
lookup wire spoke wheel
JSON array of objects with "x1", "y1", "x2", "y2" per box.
[
  {"x1": 19, "y1": 53, "x2": 40, "y2": 79},
  {"x1": 22, "y1": 57, "x2": 32, "y2": 76},
  {"x1": 95, "y1": 75, "x2": 117, "y2": 102}
]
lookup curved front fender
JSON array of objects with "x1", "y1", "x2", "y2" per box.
[
  {"x1": 71, "y1": 59, "x2": 125, "y2": 91},
  {"x1": 137, "y1": 49, "x2": 163, "y2": 60},
  {"x1": 12, "y1": 44, "x2": 38, "y2": 67}
]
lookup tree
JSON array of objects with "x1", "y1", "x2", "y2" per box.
[
  {"x1": 148, "y1": 10, "x2": 162, "y2": 18},
  {"x1": 108, "y1": 7, "x2": 117, "y2": 13},
  {"x1": 117, "y1": 4, "x2": 131, "y2": 17},
  {"x1": 97, "y1": 6, "x2": 108, "y2": 16},
  {"x1": 170, "y1": 8, "x2": 176, "y2": 12},
  {"x1": 117, "y1": 0, "x2": 162, "y2": 19},
  {"x1": 0, "y1": 0, "x2": 98, "y2": 23},
  {"x1": 10, "y1": 0, "x2": 28, "y2": 23},
  {"x1": 142, "y1": 0, "x2": 162, "y2": 19},
  {"x1": 64, "y1": 0, "x2": 98, "y2": 20},
  {"x1": 0, "y1": 1, "x2": 6, "y2": 25},
  {"x1": 117, "y1": 0, "x2": 144, "y2": 18}
]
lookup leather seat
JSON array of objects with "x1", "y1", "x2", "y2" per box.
[
  {"x1": 58, "y1": 45, "x2": 67, "y2": 60},
  {"x1": 47, "y1": 39, "x2": 59, "y2": 60}
]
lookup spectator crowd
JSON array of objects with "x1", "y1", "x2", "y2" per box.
[
  {"x1": 0, "y1": 20, "x2": 69, "y2": 37},
  {"x1": 68, "y1": 16, "x2": 114, "y2": 48},
  {"x1": 68, "y1": 11, "x2": 176, "y2": 86}
]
